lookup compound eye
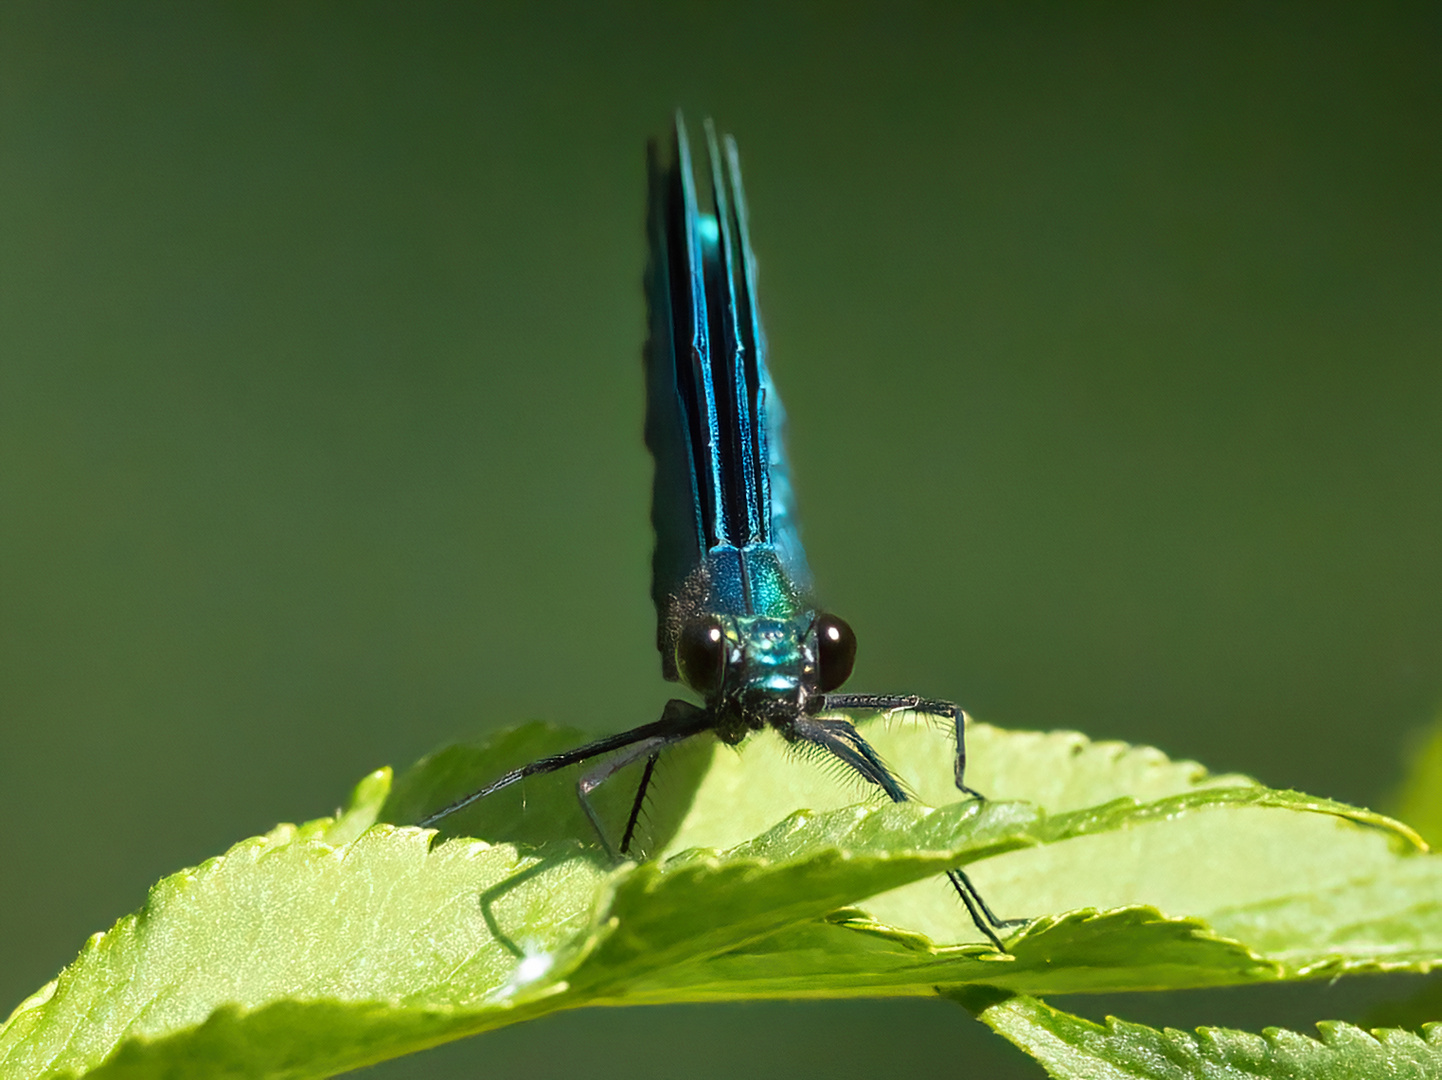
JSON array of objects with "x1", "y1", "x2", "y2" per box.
[
  {"x1": 676, "y1": 618, "x2": 727, "y2": 696},
  {"x1": 815, "y1": 613, "x2": 857, "y2": 692}
]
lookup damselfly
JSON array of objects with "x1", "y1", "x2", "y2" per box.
[{"x1": 422, "y1": 115, "x2": 1020, "y2": 950}]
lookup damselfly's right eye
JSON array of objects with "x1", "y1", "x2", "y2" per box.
[{"x1": 676, "y1": 618, "x2": 727, "y2": 696}]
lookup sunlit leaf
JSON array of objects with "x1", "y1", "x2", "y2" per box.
[
  {"x1": 3, "y1": 717, "x2": 1436, "y2": 1079},
  {"x1": 965, "y1": 991, "x2": 1442, "y2": 1080}
]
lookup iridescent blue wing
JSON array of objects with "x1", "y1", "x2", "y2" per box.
[
  {"x1": 644, "y1": 114, "x2": 814, "y2": 679},
  {"x1": 644, "y1": 122, "x2": 707, "y2": 676},
  {"x1": 718, "y1": 131, "x2": 812, "y2": 598}
]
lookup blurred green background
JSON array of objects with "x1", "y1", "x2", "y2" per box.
[{"x1": 1, "y1": 4, "x2": 1438, "y2": 1077}]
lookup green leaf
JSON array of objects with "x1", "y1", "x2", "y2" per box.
[
  {"x1": 0, "y1": 816, "x2": 608, "y2": 1078},
  {"x1": 625, "y1": 777, "x2": 1442, "y2": 1000},
  {"x1": 0, "y1": 753, "x2": 1038, "y2": 1079},
  {"x1": 622, "y1": 906, "x2": 1275, "y2": 1003},
  {"x1": 724, "y1": 719, "x2": 1439, "y2": 988},
  {"x1": 963, "y1": 991, "x2": 1442, "y2": 1080},
  {"x1": 3, "y1": 716, "x2": 1437, "y2": 1079}
]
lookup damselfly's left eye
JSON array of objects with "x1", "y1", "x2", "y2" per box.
[{"x1": 815, "y1": 614, "x2": 857, "y2": 692}]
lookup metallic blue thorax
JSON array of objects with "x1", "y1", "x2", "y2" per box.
[{"x1": 645, "y1": 118, "x2": 816, "y2": 692}]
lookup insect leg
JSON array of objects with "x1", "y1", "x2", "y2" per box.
[
  {"x1": 790, "y1": 714, "x2": 910, "y2": 801},
  {"x1": 578, "y1": 738, "x2": 675, "y2": 858},
  {"x1": 419, "y1": 698, "x2": 710, "y2": 828},
  {"x1": 820, "y1": 693, "x2": 984, "y2": 800},
  {"x1": 573, "y1": 700, "x2": 711, "y2": 856},
  {"x1": 619, "y1": 753, "x2": 660, "y2": 856},
  {"x1": 793, "y1": 711, "x2": 1016, "y2": 950},
  {"x1": 950, "y1": 866, "x2": 1028, "y2": 930}
]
